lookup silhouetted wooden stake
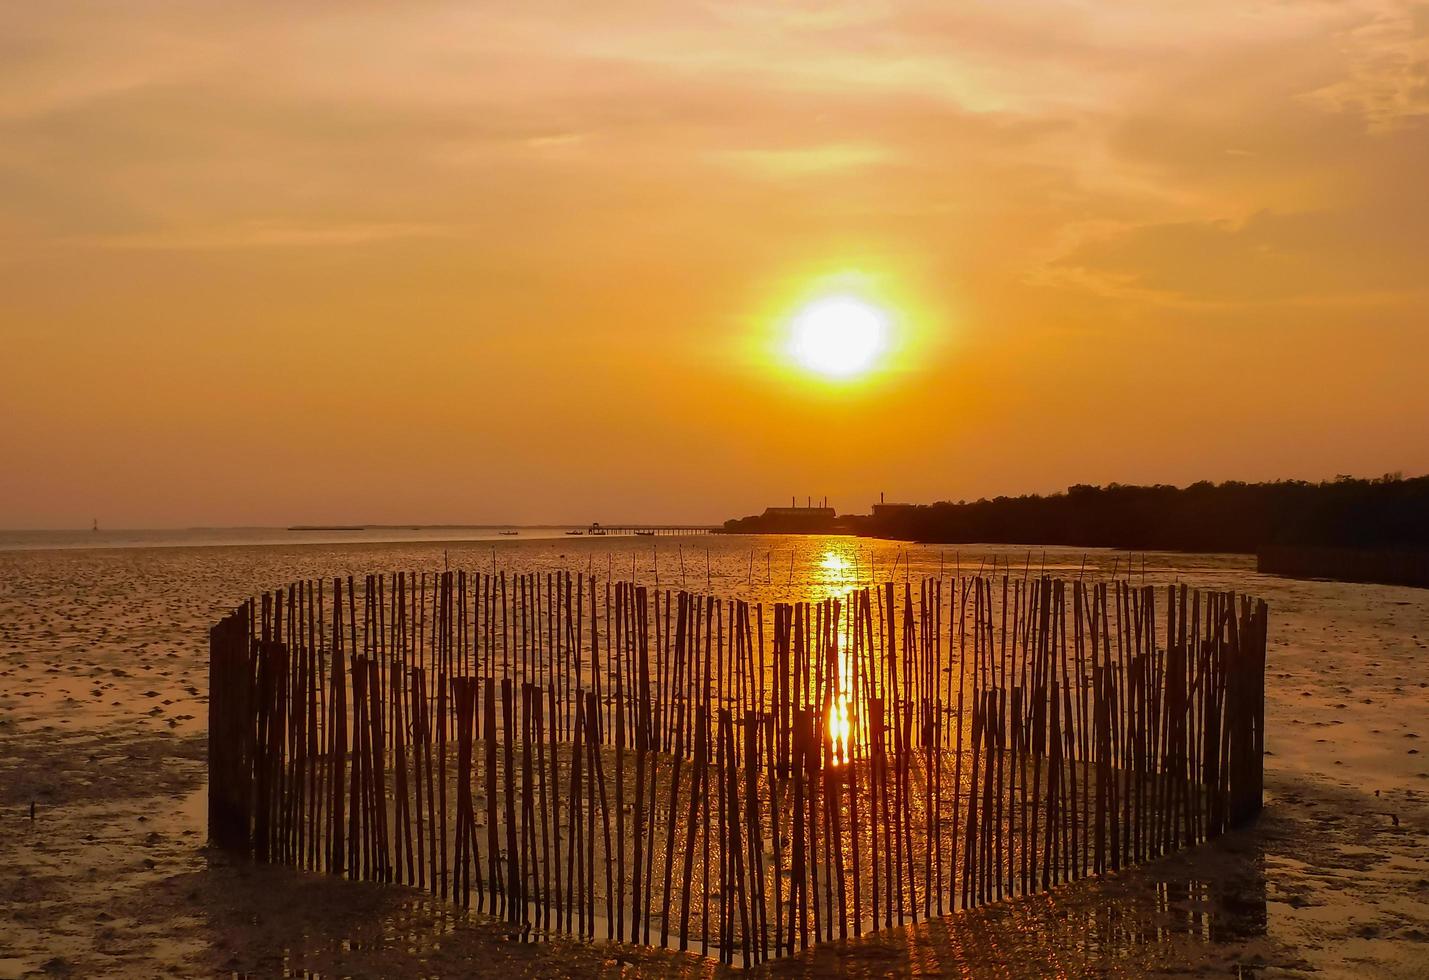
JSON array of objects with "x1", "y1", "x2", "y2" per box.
[
  {"x1": 636, "y1": 587, "x2": 655, "y2": 946},
  {"x1": 569, "y1": 695, "x2": 586, "y2": 936},
  {"x1": 768, "y1": 712, "x2": 784, "y2": 956},
  {"x1": 874, "y1": 697, "x2": 892, "y2": 928},
  {"x1": 519, "y1": 685, "x2": 536, "y2": 925},
  {"x1": 500, "y1": 679, "x2": 520, "y2": 923},
  {"x1": 659, "y1": 691, "x2": 685, "y2": 948},
  {"x1": 744, "y1": 709, "x2": 767, "y2": 962},
  {"x1": 369, "y1": 658, "x2": 389, "y2": 882},
  {"x1": 849, "y1": 631, "x2": 863, "y2": 934},
  {"x1": 716, "y1": 707, "x2": 730, "y2": 962},
  {"x1": 546, "y1": 681, "x2": 560, "y2": 925},
  {"x1": 701, "y1": 598, "x2": 713, "y2": 957},
  {"x1": 536, "y1": 687, "x2": 552, "y2": 927},
  {"x1": 614, "y1": 585, "x2": 627, "y2": 942},
  {"x1": 679, "y1": 704, "x2": 707, "y2": 952},
  {"x1": 807, "y1": 710, "x2": 822, "y2": 944},
  {"x1": 790, "y1": 708, "x2": 808, "y2": 951},
  {"x1": 583, "y1": 690, "x2": 614, "y2": 939},
  {"x1": 642, "y1": 743, "x2": 659, "y2": 947},
  {"x1": 723, "y1": 711, "x2": 751, "y2": 968},
  {"x1": 452, "y1": 678, "x2": 472, "y2": 907},
  {"x1": 631, "y1": 682, "x2": 647, "y2": 944},
  {"x1": 479, "y1": 678, "x2": 499, "y2": 912}
]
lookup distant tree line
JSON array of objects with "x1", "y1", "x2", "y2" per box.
[{"x1": 863, "y1": 474, "x2": 1428, "y2": 553}]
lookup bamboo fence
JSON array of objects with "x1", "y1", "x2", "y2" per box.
[{"x1": 209, "y1": 572, "x2": 1268, "y2": 966}]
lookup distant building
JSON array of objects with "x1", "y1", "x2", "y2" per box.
[
  {"x1": 719, "y1": 499, "x2": 841, "y2": 534},
  {"x1": 871, "y1": 490, "x2": 917, "y2": 521},
  {"x1": 761, "y1": 506, "x2": 836, "y2": 520}
]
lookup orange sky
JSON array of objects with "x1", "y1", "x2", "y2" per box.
[{"x1": 2, "y1": 1, "x2": 1427, "y2": 528}]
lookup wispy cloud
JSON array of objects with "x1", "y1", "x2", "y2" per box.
[
  {"x1": 716, "y1": 143, "x2": 894, "y2": 177},
  {"x1": 66, "y1": 220, "x2": 454, "y2": 252}
]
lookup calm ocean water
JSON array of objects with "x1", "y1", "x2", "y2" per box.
[
  {"x1": 0, "y1": 526, "x2": 584, "y2": 552},
  {"x1": 0, "y1": 524, "x2": 1270, "y2": 606}
]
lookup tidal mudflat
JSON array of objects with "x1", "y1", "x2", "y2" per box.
[{"x1": 1, "y1": 535, "x2": 1425, "y2": 977}]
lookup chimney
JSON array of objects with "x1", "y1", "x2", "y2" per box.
[{"x1": 881, "y1": 491, "x2": 885, "y2": 504}]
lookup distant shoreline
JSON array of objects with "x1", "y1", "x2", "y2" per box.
[
  {"x1": 0, "y1": 525, "x2": 712, "y2": 555},
  {"x1": 722, "y1": 474, "x2": 1428, "y2": 550},
  {"x1": 717, "y1": 475, "x2": 1429, "y2": 589}
]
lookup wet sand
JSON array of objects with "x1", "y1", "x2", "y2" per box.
[{"x1": 1, "y1": 537, "x2": 1426, "y2": 977}]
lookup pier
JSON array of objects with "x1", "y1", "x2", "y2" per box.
[{"x1": 583, "y1": 524, "x2": 716, "y2": 536}]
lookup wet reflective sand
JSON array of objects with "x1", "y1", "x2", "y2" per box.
[{"x1": 1, "y1": 535, "x2": 1426, "y2": 976}]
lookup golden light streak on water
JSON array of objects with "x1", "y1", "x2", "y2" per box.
[
  {"x1": 828, "y1": 694, "x2": 851, "y2": 767},
  {"x1": 818, "y1": 548, "x2": 856, "y2": 766}
]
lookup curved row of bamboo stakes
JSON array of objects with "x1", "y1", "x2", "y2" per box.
[{"x1": 209, "y1": 571, "x2": 1268, "y2": 967}]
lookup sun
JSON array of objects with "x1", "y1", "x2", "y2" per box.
[{"x1": 788, "y1": 296, "x2": 890, "y2": 379}]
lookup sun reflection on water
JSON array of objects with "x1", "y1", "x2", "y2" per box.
[
  {"x1": 817, "y1": 548, "x2": 856, "y2": 766},
  {"x1": 828, "y1": 695, "x2": 852, "y2": 766}
]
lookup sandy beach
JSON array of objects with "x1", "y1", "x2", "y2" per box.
[{"x1": 1, "y1": 534, "x2": 1426, "y2": 977}]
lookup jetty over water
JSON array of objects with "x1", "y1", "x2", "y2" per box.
[
  {"x1": 283, "y1": 523, "x2": 718, "y2": 536},
  {"x1": 585, "y1": 524, "x2": 717, "y2": 536}
]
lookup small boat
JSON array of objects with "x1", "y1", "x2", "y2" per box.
[
  {"x1": 500, "y1": 530, "x2": 519, "y2": 536},
  {"x1": 565, "y1": 529, "x2": 584, "y2": 536}
]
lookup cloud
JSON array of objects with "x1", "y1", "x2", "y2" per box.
[
  {"x1": 1050, "y1": 205, "x2": 1429, "y2": 306},
  {"x1": 716, "y1": 143, "x2": 895, "y2": 177},
  {"x1": 1304, "y1": 1, "x2": 1429, "y2": 127},
  {"x1": 67, "y1": 220, "x2": 452, "y2": 252}
]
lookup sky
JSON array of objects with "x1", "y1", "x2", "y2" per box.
[{"x1": 2, "y1": 1, "x2": 1427, "y2": 528}]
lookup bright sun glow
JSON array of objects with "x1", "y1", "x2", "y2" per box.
[{"x1": 788, "y1": 296, "x2": 889, "y2": 378}]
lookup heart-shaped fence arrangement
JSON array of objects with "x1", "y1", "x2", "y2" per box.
[{"x1": 209, "y1": 572, "x2": 1266, "y2": 967}]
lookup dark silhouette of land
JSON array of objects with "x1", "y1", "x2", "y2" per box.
[
  {"x1": 859, "y1": 474, "x2": 1427, "y2": 550},
  {"x1": 721, "y1": 474, "x2": 1428, "y2": 584}
]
